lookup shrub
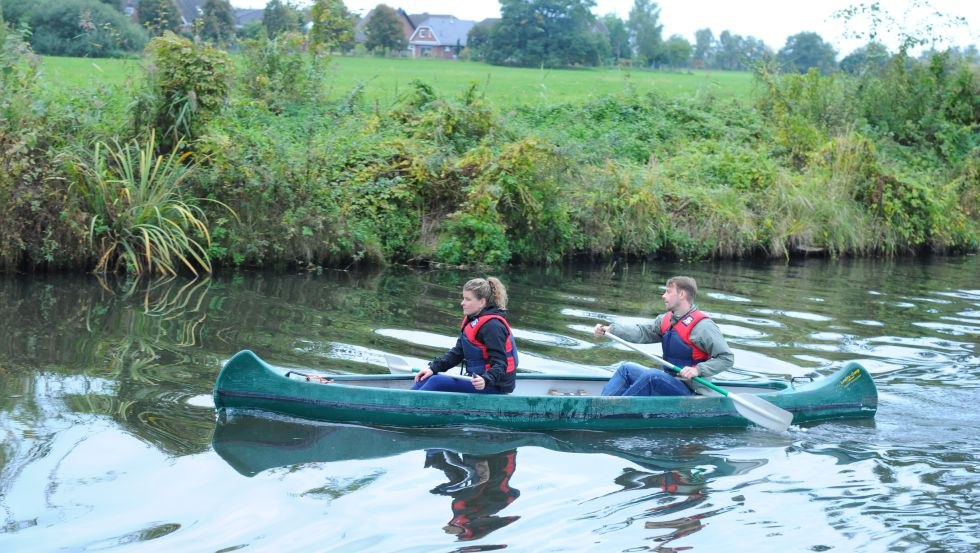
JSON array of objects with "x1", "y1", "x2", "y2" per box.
[
  {"x1": 238, "y1": 31, "x2": 316, "y2": 112},
  {"x1": 134, "y1": 32, "x2": 233, "y2": 152},
  {"x1": 24, "y1": 0, "x2": 148, "y2": 58},
  {"x1": 69, "y1": 132, "x2": 229, "y2": 276}
]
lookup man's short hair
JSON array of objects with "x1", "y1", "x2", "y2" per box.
[{"x1": 667, "y1": 276, "x2": 698, "y2": 300}]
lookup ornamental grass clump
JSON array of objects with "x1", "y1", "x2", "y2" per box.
[{"x1": 72, "y1": 132, "x2": 229, "y2": 276}]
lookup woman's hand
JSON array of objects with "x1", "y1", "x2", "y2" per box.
[
  {"x1": 471, "y1": 375, "x2": 486, "y2": 390},
  {"x1": 414, "y1": 367, "x2": 433, "y2": 383}
]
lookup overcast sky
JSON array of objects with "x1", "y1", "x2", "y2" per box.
[{"x1": 230, "y1": 0, "x2": 979, "y2": 57}]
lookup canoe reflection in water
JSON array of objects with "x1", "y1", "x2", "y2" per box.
[
  {"x1": 601, "y1": 466, "x2": 710, "y2": 552},
  {"x1": 425, "y1": 449, "x2": 521, "y2": 541},
  {"x1": 212, "y1": 413, "x2": 768, "y2": 550}
]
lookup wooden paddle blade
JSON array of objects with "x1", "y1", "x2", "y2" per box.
[{"x1": 730, "y1": 393, "x2": 793, "y2": 432}]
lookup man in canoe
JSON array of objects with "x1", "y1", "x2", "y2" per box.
[
  {"x1": 593, "y1": 276, "x2": 733, "y2": 396},
  {"x1": 412, "y1": 277, "x2": 518, "y2": 394}
]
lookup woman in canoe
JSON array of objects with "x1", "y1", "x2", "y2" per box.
[{"x1": 412, "y1": 277, "x2": 518, "y2": 394}]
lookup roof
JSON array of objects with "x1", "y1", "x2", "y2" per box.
[
  {"x1": 234, "y1": 9, "x2": 264, "y2": 27},
  {"x1": 174, "y1": 0, "x2": 204, "y2": 26},
  {"x1": 410, "y1": 15, "x2": 476, "y2": 47}
]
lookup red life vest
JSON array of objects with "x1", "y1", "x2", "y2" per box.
[
  {"x1": 659, "y1": 310, "x2": 711, "y2": 369},
  {"x1": 460, "y1": 314, "x2": 518, "y2": 375}
]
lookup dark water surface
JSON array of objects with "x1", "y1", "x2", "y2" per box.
[{"x1": 1, "y1": 257, "x2": 977, "y2": 552}]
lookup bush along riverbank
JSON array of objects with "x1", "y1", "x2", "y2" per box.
[{"x1": 1, "y1": 29, "x2": 978, "y2": 274}]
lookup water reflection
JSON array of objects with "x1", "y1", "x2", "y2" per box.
[
  {"x1": 211, "y1": 414, "x2": 781, "y2": 550},
  {"x1": 1, "y1": 257, "x2": 978, "y2": 552},
  {"x1": 425, "y1": 449, "x2": 521, "y2": 542}
]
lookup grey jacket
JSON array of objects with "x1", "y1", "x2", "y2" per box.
[{"x1": 609, "y1": 306, "x2": 733, "y2": 393}]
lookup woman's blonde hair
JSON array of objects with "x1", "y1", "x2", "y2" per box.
[{"x1": 464, "y1": 277, "x2": 508, "y2": 309}]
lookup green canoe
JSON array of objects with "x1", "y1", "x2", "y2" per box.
[{"x1": 213, "y1": 349, "x2": 877, "y2": 430}]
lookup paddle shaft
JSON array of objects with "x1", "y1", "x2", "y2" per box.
[
  {"x1": 384, "y1": 353, "x2": 474, "y2": 381},
  {"x1": 412, "y1": 367, "x2": 477, "y2": 381},
  {"x1": 604, "y1": 332, "x2": 731, "y2": 397},
  {"x1": 603, "y1": 331, "x2": 794, "y2": 432}
]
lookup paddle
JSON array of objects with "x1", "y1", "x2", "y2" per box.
[
  {"x1": 604, "y1": 332, "x2": 793, "y2": 432},
  {"x1": 383, "y1": 353, "x2": 473, "y2": 381}
]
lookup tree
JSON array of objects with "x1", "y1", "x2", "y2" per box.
[
  {"x1": 692, "y1": 28, "x2": 714, "y2": 68},
  {"x1": 12, "y1": 0, "x2": 148, "y2": 57},
  {"x1": 778, "y1": 32, "x2": 837, "y2": 74},
  {"x1": 138, "y1": 0, "x2": 181, "y2": 36},
  {"x1": 262, "y1": 0, "x2": 301, "y2": 37},
  {"x1": 714, "y1": 31, "x2": 742, "y2": 70},
  {"x1": 601, "y1": 13, "x2": 631, "y2": 61},
  {"x1": 628, "y1": 0, "x2": 663, "y2": 67},
  {"x1": 466, "y1": 19, "x2": 496, "y2": 61},
  {"x1": 840, "y1": 42, "x2": 891, "y2": 74},
  {"x1": 659, "y1": 35, "x2": 692, "y2": 69},
  {"x1": 485, "y1": 0, "x2": 601, "y2": 68},
  {"x1": 741, "y1": 36, "x2": 772, "y2": 69},
  {"x1": 364, "y1": 4, "x2": 406, "y2": 55},
  {"x1": 200, "y1": 0, "x2": 235, "y2": 43},
  {"x1": 309, "y1": 0, "x2": 354, "y2": 53},
  {"x1": 98, "y1": 0, "x2": 124, "y2": 10}
]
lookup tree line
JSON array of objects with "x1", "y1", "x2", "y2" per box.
[
  {"x1": 3, "y1": 0, "x2": 976, "y2": 75},
  {"x1": 466, "y1": 0, "x2": 977, "y2": 72}
]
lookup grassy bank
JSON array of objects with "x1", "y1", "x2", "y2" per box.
[{"x1": 3, "y1": 32, "x2": 978, "y2": 274}]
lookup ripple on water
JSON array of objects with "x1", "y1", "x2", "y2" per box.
[{"x1": 82, "y1": 522, "x2": 182, "y2": 550}]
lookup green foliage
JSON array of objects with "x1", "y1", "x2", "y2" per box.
[
  {"x1": 138, "y1": 0, "x2": 181, "y2": 36},
  {"x1": 69, "y1": 132, "x2": 227, "y2": 275},
  {"x1": 308, "y1": 0, "x2": 354, "y2": 54},
  {"x1": 199, "y1": 0, "x2": 236, "y2": 44},
  {"x1": 840, "y1": 42, "x2": 891, "y2": 75},
  {"x1": 663, "y1": 139, "x2": 777, "y2": 192},
  {"x1": 192, "y1": 100, "x2": 384, "y2": 268},
  {"x1": 0, "y1": 19, "x2": 70, "y2": 269},
  {"x1": 565, "y1": 162, "x2": 668, "y2": 257},
  {"x1": 487, "y1": 0, "x2": 602, "y2": 68},
  {"x1": 135, "y1": 32, "x2": 233, "y2": 151},
  {"x1": 238, "y1": 31, "x2": 314, "y2": 111},
  {"x1": 390, "y1": 80, "x2": 496, "y2": 153},
  {"x1": 4, "y1": 43, "x2": 978, "y2": 272},
  {"x1": 755, "y1": 67, "x2": 852, "y2": 165},
  {"x1": 442, "y1": 139, "x2": 576, "y2": 264},
  {"x1": 465, "y1": 20, "x2": 494, "y2": 62},
  {"x1": 659, "y1": 35, "x2": 693, "y2": 69},
  {"x1": 777, "y1": 32, "x2": 838, "y2": 74},
  {"x1": 364, "y1": 4, "x2": 406, "y2": 55},
  {"x1": 628, "y1": 0, "x2": 662, "y2": 67},
  {"x1": 262, "y1": 0, "x2": 302, "y2": 37},
  {"x1": 600, "y1": 14, "x2": 631, "y2": 61},
  {"x1": 436, "y1": 188, "x2": 512, "y2": 266},
  {"x1": 857, "y1": 50, "x2": 980, "y2": 159},
  {"x1": 5, "y1": 0, "x2": 147, "y2": 57}
]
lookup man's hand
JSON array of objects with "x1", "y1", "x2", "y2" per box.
[
  {"x1": 593, "y1": 324, "x2": 609, "y2": 337},
  {"x1": 678, "y1": 365, "x2": 700, "y2": 380}
]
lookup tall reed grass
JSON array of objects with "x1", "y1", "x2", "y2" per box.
[{"x1": 71, "y1": 132, "x2": 229, "y2": 276}]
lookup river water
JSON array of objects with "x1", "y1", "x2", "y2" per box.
[{"x1": 0, "y1": 257, "x2": 977, "y2": 553}]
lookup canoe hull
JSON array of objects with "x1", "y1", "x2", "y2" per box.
[{"x1": 213, "y1": 350, "x2": 878, "y2": 430}]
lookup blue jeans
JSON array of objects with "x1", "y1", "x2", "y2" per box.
[
  {"x1": 411, "y1": 374, "x2": 503, "y2": 394},
  {"x1": 601, "y1": 362, "x2": 694, "y2": 396}
]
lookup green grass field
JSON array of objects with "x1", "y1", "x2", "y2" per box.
[{"x1": 39, "y1": 55, "x2": 757, "y2": 107}]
